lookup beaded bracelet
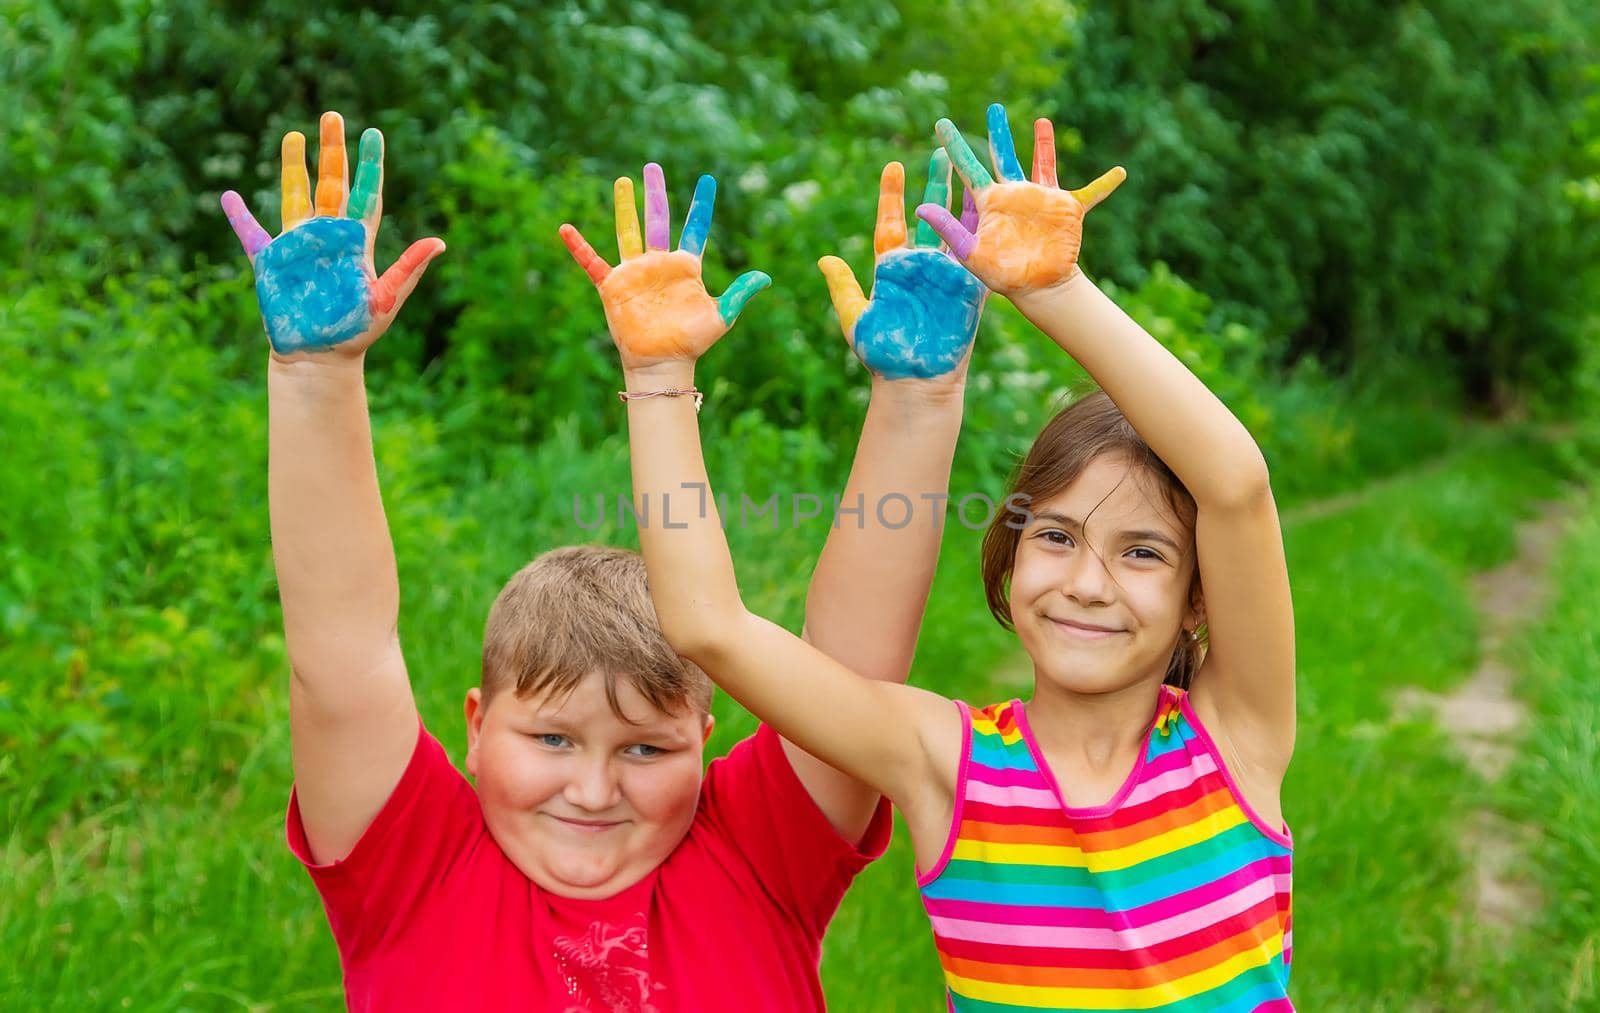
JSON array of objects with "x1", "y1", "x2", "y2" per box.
[{"x1": 616, "y1": 387, "x2": 704, "y2": 413}]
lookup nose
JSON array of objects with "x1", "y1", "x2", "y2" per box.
[
  {"x1": 563, "y1": 754, "x2": 623, "y2": 812},
  {"x1": 1059, "y1": 540, "x2": 1115, "y2": 606}
]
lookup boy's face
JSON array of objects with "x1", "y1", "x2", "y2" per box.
[{"x1": 464, "y1": 670, "x2": 714, "y2": 899}]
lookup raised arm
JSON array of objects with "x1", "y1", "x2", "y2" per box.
[
  {"x1": 557, "y1": 164, "x2": 956, "y2": 818},
  {"x1": 918, "y1": 104, "x2": 1295, "y2": 767},
  {"x1": 794, "y1": 151, "x2": 984, "y2": 839},
  {"x1": 222, "y1": 112, "x2": 445, "y2": 863}
]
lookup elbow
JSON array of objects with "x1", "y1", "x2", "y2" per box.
[
  {"x1": 1202, "y1": 441, "x2": 1273, "y2": 513},
  {"x1": 655, "y1": 602, "x2": 749, "y2": 670}
]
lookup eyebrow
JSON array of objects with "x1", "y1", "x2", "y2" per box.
[{"x1": 1031, "y1": 512, "x2": 1182, "y2": 552}]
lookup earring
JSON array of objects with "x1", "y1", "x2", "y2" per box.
[{"x1": 1186, "y1": 629, "x2": 1200, "y2": 642}]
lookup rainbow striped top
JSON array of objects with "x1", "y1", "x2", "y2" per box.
[{"x1": 917, "y1": 686, "x2": 1293, "y2": 1011}]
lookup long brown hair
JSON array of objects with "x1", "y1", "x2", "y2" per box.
[{"x1": 981, "y1": 391, "x2": 1206, "y2": 689}]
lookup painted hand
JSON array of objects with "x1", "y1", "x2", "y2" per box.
[
  {"x1": 817, "y1": 151, "x2": 986, "y2": 382},
  {"x1": 220, "y1": 111, "x2": 445, "y2": 360},
  {"x1": 915, "y1": 103, "x2": 1125, "y2": 296},
  {"x1": 559, "y1": 164, "x2": 770, "y2": 371}
]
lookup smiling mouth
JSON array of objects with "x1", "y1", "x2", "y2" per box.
[
  {"x1": 546, "y1": 815, "x2": 627, "y2": 833},
  {"x1": 1048, "y1": 617, "x2": 1126, "y2": 639}
]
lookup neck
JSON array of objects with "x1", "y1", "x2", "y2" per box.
[{"x1": 1024, "y1": 673, "x2": 1166, "y2": 772}]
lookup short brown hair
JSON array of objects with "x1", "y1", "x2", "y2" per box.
[
  {"x1": 481, "y1": 545, "x2": 714, "y2": 717},
  {"x1": 981, "y1": 391, "x2": 1206, "y2": 689}
]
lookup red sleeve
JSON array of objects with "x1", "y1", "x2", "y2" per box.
[
  {"x1": 285, "y1": 723, "x2": 484, "y2": 961},
  {"x1": 697, "y1": 724, "x2": 892, "y2": 939}
]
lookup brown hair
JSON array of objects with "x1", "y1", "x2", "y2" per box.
[
  {"x1": 981, "y1": 391, "x2": 1206, "y2": 689},
  {"x1": 481, "y1": 545, "x2": 714, "y2": 717}
]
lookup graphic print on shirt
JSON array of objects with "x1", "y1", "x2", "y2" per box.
[
  {"x1": 918, "y1": 687, "x2": 1294, "y2": 1011},
  {"x1": 553, "y1": 912, "x2": 663, "y2": 1013}
]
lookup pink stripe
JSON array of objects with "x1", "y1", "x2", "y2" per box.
[
  {"x1": 1117, "y1": 857, "x2": 1285, "y2": 928},
  {"x1": 1121, "y1": 750, "x2": 1219, "y2": 808},
  {"x1": 1253, "y1": 1000, "x2": 1295, "y2": 1012},
  {"x1": 967, "y1": 763, "x2": 1050, "y2": 789},
  {"x1": 928, "y1": 874, "x2": 1280, "y2": 950},
  {"x1": 642, "y1": 162, "x2": 670, "y2": 250},
  {"x1": 964, "y1": 779, "x2": 1059, "y2": 809}
]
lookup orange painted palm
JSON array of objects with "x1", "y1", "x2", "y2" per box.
[
  {"x1": 916, "y1": 104, "x2": 1125, "y2": 297},
  {"x1": 559, "y1": 164, "x2": 770, "y2": 371}
]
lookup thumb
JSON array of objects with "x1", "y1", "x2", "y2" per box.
[
  {"x1": 372, "y1": 238, "x2": 447, "y2": 317},
  {"x1": 816, "y1": 255, "x2": 867, "y2": 341},
  {"x1": 716, "y1": 271, "x2": 771, "y2": 327}
]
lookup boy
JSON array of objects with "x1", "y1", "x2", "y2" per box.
[{"x1": 221, "y1": 113, "x2": 978, "y2": 1009}]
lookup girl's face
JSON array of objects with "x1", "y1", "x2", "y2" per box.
[{"x1": 1009, "y1": 453, "x2": 1201, "y2": 697}]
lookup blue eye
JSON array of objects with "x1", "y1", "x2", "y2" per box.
[
  {"x1": 531, "y1": 733, "x2": 570, "y2": 748},
  {"x1": 625, "y1": 744, "x2": 665, "y2": 758}
]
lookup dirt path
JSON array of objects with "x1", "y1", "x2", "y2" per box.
[{"x1": 1394, "y1": 499, "x2": 1577, "y2": 934}]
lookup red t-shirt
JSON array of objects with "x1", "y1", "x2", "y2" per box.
[{"x1": 286, "y1": 723, "x2": 891, "y2": 1012}]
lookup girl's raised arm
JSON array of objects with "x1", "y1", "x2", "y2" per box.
[
  {"x1": 558, "y1": 164, "x2": 957, "y2": 817},
  {"x1": 919, "y1": 105, "x2": 1296, "y2": 771}
]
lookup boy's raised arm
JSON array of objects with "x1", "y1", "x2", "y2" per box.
[
  {"x1": 559, "y1": 165, "x2": 956, "y2": 814},
  {"x1": 223, "y1": 112, "x2": 445, "y2": 863},
  {"x1": 796, "y1": 152, "x2": 983, "y2": 839}
]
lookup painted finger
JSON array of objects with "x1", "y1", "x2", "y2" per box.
[
  {"x1": 935, "y1": 118, "x2": 994, "y2": 191},
  {"x1": 679, "y1": 174, "x2": 716, "y2": 257},
  {"x1": 1071, "y1": 165, "x2": 1128, "y2": 212},
  {"x1": 371, "y1": 237, "x2": 446, "y2": 316},
  {"x1": 643, "y1": 162, "x2": 672, "y2": 252},
  {"x1": 280, "y1": 131, "x2": 312, "y2": 231},
  {"x1": 913, "y1": 149, "x2": 952, "y2": 249},
  {"x1": 716, "y1": 270, "x2": 772, "y2": 326},
  {"x1": 1033, "y1": 118, "x2": 1058, "y2": 188},
  {"x1": 817, "y1": 255, "x2": 867, "y2": 339},
  {"x1": 874, "y1": 161, "x2": 907, "y2": 256},
  {"x1": 348, "y1": 128, "x2": 384, "y2": 223},
  {"x1": 614, "y1": 176, "x2": 643, "y2": 260},
  {"x1": 314, "y1": 111, "x2": 348, "y2": 218},
  {"x1": 559, "y1": 224, "x2": 612, "y2": 285},
  {"x1": 915, "y1": 204, "x2": 977, "y2": 262},
  {"x1": 220, "y1": 191, "x2": 271, "y2": 259},
  {"x1": 986, "y1": 103, "x2": 1026, "y2": 182}
]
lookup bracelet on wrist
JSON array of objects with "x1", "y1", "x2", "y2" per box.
[{"x1": 617, "y1": 387, "x2": 704, "y2": 412}]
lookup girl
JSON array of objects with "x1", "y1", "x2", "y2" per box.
[{"x1": 593, "y1": 104, "x2": 1297, "y2": 1010}]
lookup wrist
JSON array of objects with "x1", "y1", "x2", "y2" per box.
[
  {"x1": 267, "y1": 352, "x2": 367, "y2": 384},
  {"x1": 868, "y1": 372, "x2": 968, "y2": 410},
  {"x1": 622, "y1": 359, "x2": 697, "y2": 391},
  {"x1": 1009, "y1": 267, "x2": 1092, "y2": 321}
]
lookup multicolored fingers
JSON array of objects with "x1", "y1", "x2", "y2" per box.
[
  {"x1": 348, "y1": 128, "x2": 384, "y2": 222},
  {"x1": 1034, "y1": 118, "x2": 1058, "y2": 188},
  {"x1": 314, "y1": 111, "x2": 348, "y2": 218},
  {"x1": 614, "y1": 176, "x2": 643, "y2": 260},
  {"x1": 679, "y1": 175, "x2": 715, "y2": 257},
  {"x1": 986, "y1": 103, "x2": 1027, "y2": 182},
  {"x1": 913, "y1": 149, "x2": 953, "y2": 249},
  {"x1": 875, "y1": 161, "x2": 907, "y2": 255},
  {"x1": 1071, "y1": 166, "x2": 1128, "y2": 211},
  {"x1": 716, "y1": 271, "x2": 772, "y2": 326},
  {"x1": 936, "y1": 118, "x2": 994, "y2": 192},
  {"x1": 281, "y1": 131, "x2": 312, "y2": 231},
  {"x1": 372, "y1": 237, "x2": 447, "y2": 316},
  {"x1": 960, "y1": 186, "x2": 979, "y2": 235},
  {"x1": 817, "y1": 255, "x2": 868, "y2": 338},
  {"x1": 559, "y1": 224, "x2": 612, "y2": 285},
  {"x1": 643, "y1": 162, "x2": 671, "y2": 252},
  {"x1": 221, "y1": 190, "x2": 271, "y2": 259},
  {"x1": 914, "y1": 203, "x2": 977, "y2": 262}
]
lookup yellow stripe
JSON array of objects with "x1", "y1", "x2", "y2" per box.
[
  {"x1": 952, "y1": 805, "x2": 1249, "y2": 873},
  {"x1": 946, "y1": 937, "x2": 1280, "y2": 1009}
]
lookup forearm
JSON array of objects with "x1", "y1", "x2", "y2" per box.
[
  {"x1": 804, "y1": 378, "x2": 964, "y2": 684},
  {"x1": 1013, "y1": 273, "x2": 1269, "y2": 507},
  {"x1": 622, "y1": 361, "x2": 749, "y2": 658},
  {"x1": 267, "y1": 356, "x2": 401, "y2": 680}
]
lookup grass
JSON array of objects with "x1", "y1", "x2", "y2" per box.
[{"x1": 3, "y1": 274, "x2": 1595, "y2": 1007}]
